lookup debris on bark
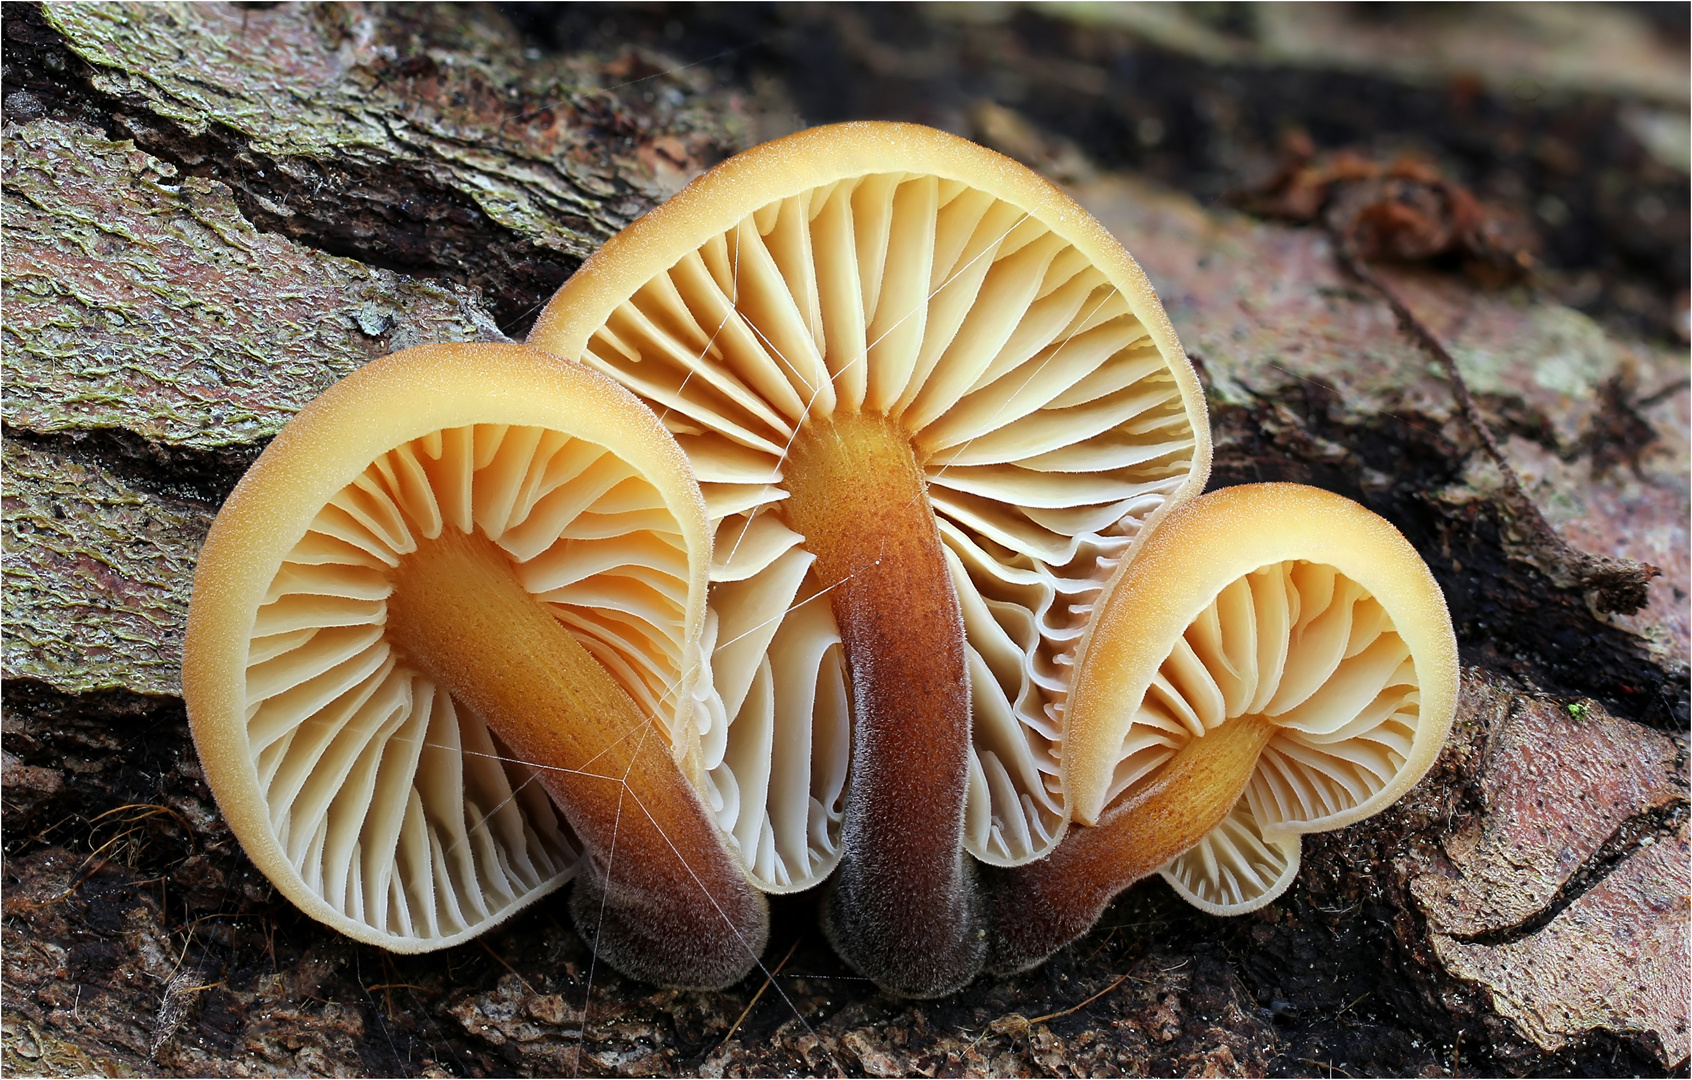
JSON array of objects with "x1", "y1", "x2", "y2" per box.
[{"x1": 1241, "y1": 134, "x2": 1538, "y2": 282}]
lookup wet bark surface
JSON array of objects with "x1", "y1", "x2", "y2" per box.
[{"x1": 4, "y1": 4, "x2": 1687, "y2": 1077}]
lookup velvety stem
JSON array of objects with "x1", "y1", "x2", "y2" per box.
[
  {"x1": 782, "y1": 411, "x2": 984, "y2": 998},
  {"x1": 990, "y1": 714, "x2": 1275, "y2": 975},
  {"x1": 386, "y1": 527, "x2": 768, "y2": 989}
]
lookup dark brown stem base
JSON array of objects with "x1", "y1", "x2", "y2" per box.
[
  {"x1": 386, "y1": 527, "x2": 768, "y2": 989},
  {"x1": 990, "y1": 715, "x2": 1275, "y2": 975},
  {"x1": 782, "y1": 411, "x2": 984, "y2": 998}
]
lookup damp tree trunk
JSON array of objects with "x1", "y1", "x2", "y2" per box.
[{"x1": 3, "y1": 4, "x2": 1687, "y2": 1077}]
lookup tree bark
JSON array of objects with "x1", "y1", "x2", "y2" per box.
[{"x1": 4, "y1": 4, "x2": 1686, "y2": 1076}]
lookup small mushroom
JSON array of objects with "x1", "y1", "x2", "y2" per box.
[
  {"x1": 529, "y1": 121, "x2": 1210, "y2": 995},
  {"x1": 183, "y1": 342, "x2": 767, "y2": 987},
  {"x1": 991, "y1": 483, "x2": 1458, "y2": 972}
]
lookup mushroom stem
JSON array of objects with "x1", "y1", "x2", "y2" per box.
[
  {"x1": 781, "y1": 411, "x2": 984, "y2": 997},
  {"x1": 989, "y1": 713, "x2": 1276, "y2": 975},
  {"x1": 385, "y1": 527, "x2": 768, "y2": 988}
]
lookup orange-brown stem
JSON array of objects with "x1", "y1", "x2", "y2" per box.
[
  {"x1": 781, "y1": 411, "x2": 983, "y2": 998},
  {"x1": 385, "y1": 527, "x2": 767, "y2": 989},
  {"x1": 990, "y1": 714, "x2": 1275, "y2": 975}
]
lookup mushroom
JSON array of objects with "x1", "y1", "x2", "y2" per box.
[
  {"x1": 528, "y1": 121, "x2": 1211, "y2": 995},
  {"x1": 183, "y1": 342, "x2": 768, "y2": 988},
  {"x1": 990, "y1": 483, "x2": 1459, "y2": 973}
]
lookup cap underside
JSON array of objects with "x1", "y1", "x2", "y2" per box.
[
  {"x1": 231, "y1": 423, "x2": 700, "y2": 948},
  {"x1": 1114, "y1": 557, "x2": 1437, "y2": 913},
  {"x1": 542, "y1": 162, "x2": 1206, "y2": 880}
]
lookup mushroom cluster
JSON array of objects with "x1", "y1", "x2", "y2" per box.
[
  {"x1": 184, "y1": 122, "x2": 1458, "y2": 1000},
  {"x1": 528, "y1": 121, "x2": 1212, "y2": 995}
]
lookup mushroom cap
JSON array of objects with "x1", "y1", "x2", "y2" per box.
[
  {"x1": 529, "y1": 121, "x2": 1211, "y2": 881},
  {"x1": 1064, "y1": 483, "x2": 1458, "y2": 914},
  {"x1": 183, "y1": 343, "x2": 711, "y2": 950}
]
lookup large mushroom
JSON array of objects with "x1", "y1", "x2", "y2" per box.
[
  {"x1": 183, "y1": 342, "x2": 768, "y2": 988},
  {"x1": 991, "y1": 483, "x2": 1460, "y2": 973},
  {"x1": 528, "y1": 121, "x2": 1211, "y2": 995}
]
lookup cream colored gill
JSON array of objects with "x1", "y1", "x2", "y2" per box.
[
  {"x1": 1063, "y1": 483, "x2": 1458, "y2": 914},
  {"x1": 529, "y1": 122, "x2": 1212, "y2": 879},
  {"x1": 183, "y1": 343, "x2": 712, "y2": 951},
  {"x1": 1159, "y1": 806, "x2": 1301, "y2": 916}
]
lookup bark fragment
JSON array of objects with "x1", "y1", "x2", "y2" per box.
[
  {"x1": 1434, "y1": 826, "x2": 1689, "y2": 1067},
  {"x1": 1407, "y1": 687, "x2": 1689, "y2": 1067},
  {"x1": 29, "y1": 1, "x2": 746, "y2": 332},
  {"x1": 3, "y1": 439, "x2": 209, "y2": 695},
  {"x1": 4, "y1": 117, "x2": 500, "y2": 449},
  {"x1": 1412, "y1": 691, "x2": 1685, "y2": 937}
]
